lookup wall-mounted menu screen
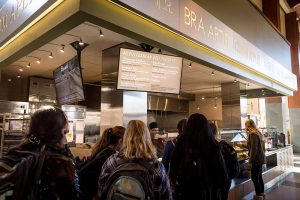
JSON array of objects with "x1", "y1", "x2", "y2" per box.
[
  {"x1": 117, "y1": 48, "x2": 183, "y2": 94},
  {"x1": 53, "y1": 56, "x2": 85, "y2": 105}
]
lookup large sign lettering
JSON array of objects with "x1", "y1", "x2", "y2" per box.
[
  {"x1": 0, "y1": 0, "x2": 59, "y2": 47},
  {"x1": 113, "y1": 0, "x2": 297, "y2": 91}
]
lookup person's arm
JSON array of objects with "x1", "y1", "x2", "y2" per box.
[
  {"x1": 248, "y1": 134, "x2": 259, "y2": 165},
  {"x1": 157, "y1": 163, "x2": 173, "y2": 200},
  {"x1": 97, "y1": 154, "x2": 117, "y2": 198},
  {"x1": 214, "y1": 147, "x2": 228, "y2": 187},
  {"x1": 161, "y1": 141, "x2": 173, "y2": 172}
]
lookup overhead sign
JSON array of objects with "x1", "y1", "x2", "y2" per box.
[
  {"x1": 112, "y1": 0, "x2": 297, "y2": 91},
  {"x1": 0, "y1": 0, "x2": 61, "y2": 47},
  {"x1": 117, "y1": 48, "x2": 183, "y2": 94}
]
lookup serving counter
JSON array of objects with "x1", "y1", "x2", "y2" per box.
[{"x1": 228, "y1": 145, "x2": 293, "y2": 200}]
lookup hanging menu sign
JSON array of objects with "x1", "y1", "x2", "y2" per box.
[{"x1": 117, "y1": 48, "x2": 183, "y2": 94}]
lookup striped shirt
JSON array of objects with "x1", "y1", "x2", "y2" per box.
[{"x1": 98, "y1": 153, "x2": 172, "y2": 200}]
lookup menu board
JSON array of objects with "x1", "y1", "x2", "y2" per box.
[
  {"x1": 53, "y1": 56, "x2": 85, "y2": 105},
  {"x1": 117, "y1": 48, "x2": 183, "y2": 94}
]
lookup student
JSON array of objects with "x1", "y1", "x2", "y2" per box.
[
  {"x1": 162, "y1": 119, "x2": 187, "y2": 173},
  {"x1": 78, "y1": 126, "x2": 125, "y2": 200},
  {"x1": 149, "y1": 122, "x2": 165, "y2": 158},
  {"x1": 170, "y1": 113, "x2": 228, "y2": 200},
  {"x1": 210, "y1": 122, "x2": 239, "y2": 200},
  {"x1": 245, "y1": 119, "x2": 266, "y2": 200},
  {"x1": 98, "y1": 120, "x2": 172, "y2": 199},
  {"x1": 4, "y1": 107, "x2": 81, "y2": 199}
]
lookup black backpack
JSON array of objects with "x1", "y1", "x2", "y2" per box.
[
  {"x1": 220, "y1": 140, "x2": 240, "y2": 179},
  {"x1": 0, "y1": 149, "x2": 45, "y2": 200},
  {"x1": 101, "y1": 157, "x2": 154, "y2": 200},
  {"x1": 174, "y1": 149, "x2": 213, "y2": 200}
]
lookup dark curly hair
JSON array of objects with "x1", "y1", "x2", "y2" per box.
[{"x1": 28, "y1": 106, "x2": 67, "y2": 145}]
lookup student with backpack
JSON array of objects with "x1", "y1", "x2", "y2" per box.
[
  {"x1": 162, "y1": 119, "x2": 187, "y2": 173},
  {"x1": 78, "y1": 126, "x2": 125, "y2": 200},
  {"x1": 0, "y1": 106, "x2": 81, "y2": 200},
  {"x1": 210, "y1": 122, "x2": 240, "y2": 200},
  {"x1": 169, "y1": 113, "x2": 228, "y2": 200},
  {"x1": 98, "y1": 120, "x2": 172, "y2": 200}
]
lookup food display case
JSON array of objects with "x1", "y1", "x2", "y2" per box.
[{"x1": 220, "y1": 129, "x2": 250, "y2": 177}]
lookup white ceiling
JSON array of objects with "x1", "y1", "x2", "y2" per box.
[{"x1": 2, "y1": 22, "x2": 261, "y2": 94}]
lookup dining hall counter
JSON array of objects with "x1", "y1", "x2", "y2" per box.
[{"x1": 228, "y1": 145, "x2": 293, "y2": 200}]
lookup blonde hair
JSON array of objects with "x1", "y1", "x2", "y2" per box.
[
  {"x1": 245, "y1": 119, "x2": 260, "y2": 135},
  {"x1": 91, "y1": 126, "x2": 125, "y2": 157},
  {"x1": 122, "y1": 120, "x2": 157, "y2": 159}
]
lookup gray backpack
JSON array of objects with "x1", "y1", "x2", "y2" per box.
[{"x1": 101, "y1": 158, "x2": 154, "y2": 200}]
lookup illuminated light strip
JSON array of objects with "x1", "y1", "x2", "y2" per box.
[
  {"x1": 107, "y1": 0, "x2": 295, "y2": 92},
  {"x1": 0, "y1": 0, "x2": 65, "y2": 51}
]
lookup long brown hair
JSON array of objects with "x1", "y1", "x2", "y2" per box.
[
  {"x1": 122, "y1": 120, "x2": 157, "y2": 159},
  {"x1": 91, "y1": 126, "x2": 125, "y2": 157}
]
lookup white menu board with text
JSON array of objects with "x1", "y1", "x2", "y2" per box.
[{"x1": 117, "y1": 48, "x2": 183, "y2": 94}]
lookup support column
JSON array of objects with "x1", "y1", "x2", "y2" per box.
[{"x1": 286, "y1": 12, "x2": 300, "y2": 152}]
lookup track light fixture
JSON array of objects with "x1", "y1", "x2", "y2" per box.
[
  {"x1": 79, "y1": 38, "x2": 84, "y2": 46},
  {"x1": 158, "y1": 49, "x2": 162, "y2": 53},
  {"x1": 211, "y1": 71, "x2": 215, "y2": 76},
  {"x1": 27, "y1": 55, "x2": 41, "y2": 64},
  {"x1": 247, "y1": 83, "x2": 250, "y2": 86},
  {"x1": 65, "y1": 33, "x2": 86, "y2": 46},
  {"x1": 15, "y1": 60, "x2": 31, "y2": 68},
  {"x1": 234, "y1": 79, "x2": 237, "y2": 83},
  {"x1": 49, "y1": 43, "x2": 65, "y2": 53},
  {"x1": 189, "y1": 62, "x2": 192, "y2": 69},
  {"x1": 99, "y1": 29, "x2": 104, "y2": 37},
  {"x1": 60, "y1": 45, "x2": 65, "y2": 53},
  {"x1": 36, "y1": 49, "x2": 54, "y2": 59},
  {"x1": 83, "y1": 22, "x2": 104, "y2": 38}
]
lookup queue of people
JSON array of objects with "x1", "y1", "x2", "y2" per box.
[{"x1": 0, "y1": 107, "x2": 266, "y2": 200}]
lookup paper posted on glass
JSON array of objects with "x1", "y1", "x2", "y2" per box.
[{"x1": 75, "y1": 120, "x2": 85, "y2": 143}]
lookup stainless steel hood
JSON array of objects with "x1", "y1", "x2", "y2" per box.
[{"x1": 147, "y1": 93, "x2": 194, "y2": 113}]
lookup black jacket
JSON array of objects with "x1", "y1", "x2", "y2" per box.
[
  {"x1": 170, "y1": 135, "x2": 228, "y2": 200},
  {"x1": 78, "y1": 147, "x2": 116, "y2": 200}
]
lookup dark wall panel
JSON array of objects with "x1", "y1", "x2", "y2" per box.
[{"x1": 194, "y1": 0, "x2": 291, "y2": 70}]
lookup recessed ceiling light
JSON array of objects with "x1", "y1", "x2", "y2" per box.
[
  {"x1": 19, "y1": 68, "x2": 23, "y2": 72},
  {"x1": 214, "y1": 104, "x2": 217, "y2": 109},
  {"x1": 189, "y1": 62, "x2": 192, "y2": 69},
  {"x1": 27, "y1": 63, "x2": 31, "y2": 68},
  {"x1": 48, "y1": 52, "x2": 53, "y2": 59},
  {"x1": 211, "y1": 71, "x2": 215, "y2": 76},
  {"x1": 201, "y1": 96, "x2": 205, "y2": 100},
  {"x1": 36, "y1": 59, "x2": 41, "y2": 64},
  {"x1": 7, "y1": 79, "x2": 12, "y2": 82},
  {"x1": 234, "y1": 79, "x2": 237, "y2": 83},
  {"x1": 17, "y1": 75, "x2": 21, "y2": 78}
]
